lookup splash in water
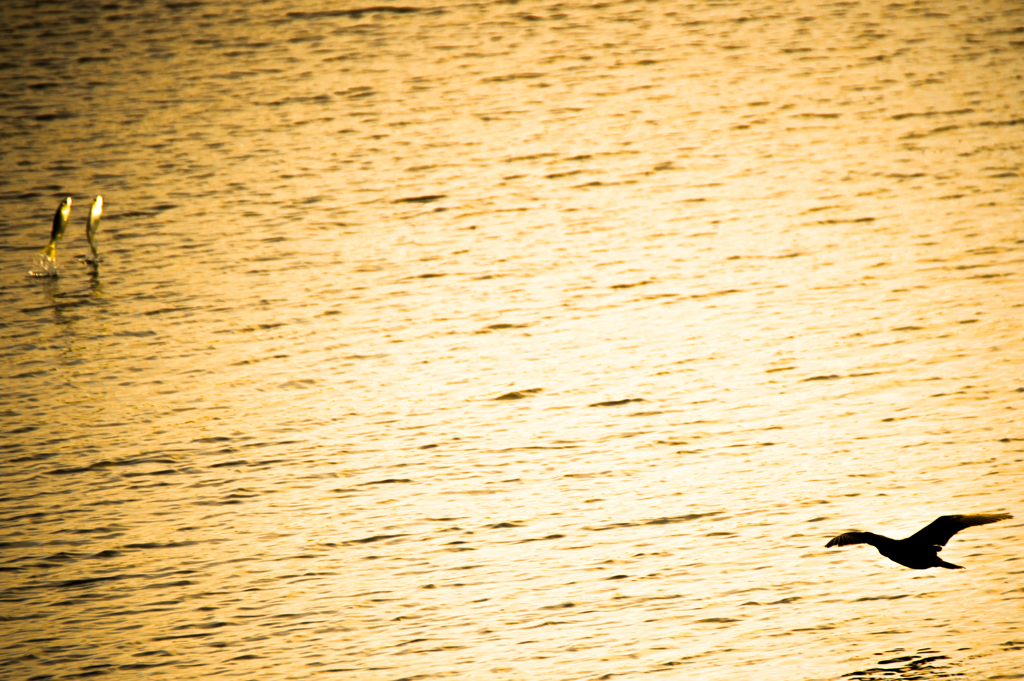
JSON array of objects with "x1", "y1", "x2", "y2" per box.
[{"x1": 29, "y1": 251, "x2": 61, "y2": 277}]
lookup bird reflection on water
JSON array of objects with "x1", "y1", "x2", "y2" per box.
[{"x1": 841, "y1": 649, "x2": 964, "y2": 680}]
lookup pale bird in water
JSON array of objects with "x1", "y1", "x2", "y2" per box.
[
  {"x1": 825, "y1": 513, "x2": 1012, "y2": 569},
  {"x1": 86, "y1": 195, "x2": 103, "y2": 262},
  {"x1": 40, "y1": 197, "x2": 72, "y2": 263},
  {"x1": 86, "y1": 196, "x2": 103, "y2": 262}
]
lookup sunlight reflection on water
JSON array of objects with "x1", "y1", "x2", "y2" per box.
[{"x1": 1, "y1": 0, "x2": 1022, "y2": 679}]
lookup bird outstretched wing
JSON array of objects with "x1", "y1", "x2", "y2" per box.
[
  {"x1": 825, "y1": 531, "x2": 879, "y2": 548},
  {"x1": 906, "y1": 513, "x2": 1012, "y2": 546}
]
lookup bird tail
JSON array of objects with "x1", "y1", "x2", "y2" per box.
[
  {"x1": 936, "y1": 558, "x2": 964, "y2": 570},
  {"x1": 40, "y1": 240, "x2": 57, "y2": 261}
]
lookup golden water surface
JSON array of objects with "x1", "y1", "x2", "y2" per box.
[{"x1": 1, "y1": 1, "x2": 1022, "y2": 679}]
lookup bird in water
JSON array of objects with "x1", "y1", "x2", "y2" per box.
[
  {"x1": 825, "y1": 513, "x2": 1012, "y2": 569},
  {"x1": 40, "y1": 196, "x2": 72, "y2": 264},
  {"x1": 86, "y1": 195, "x2": 103, "y2": 263}
]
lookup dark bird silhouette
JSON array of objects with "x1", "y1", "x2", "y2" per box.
[{"x1": 825, "y1": 513, "x2": 1012, "y2": 569}]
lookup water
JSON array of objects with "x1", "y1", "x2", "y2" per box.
[{"x1": 1, "y1": 1, "x2": 1023, "y2": 679}]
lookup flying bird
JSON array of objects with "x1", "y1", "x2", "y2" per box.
[{"x1": 825, "y1": 513, "x2": 1012, "y2": 569}]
